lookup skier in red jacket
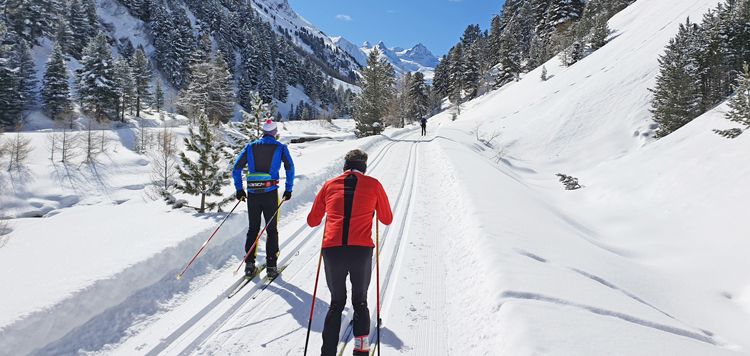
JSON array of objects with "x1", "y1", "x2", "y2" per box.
[{"x1": 307, "y1": 149, "x2": 393, "y2": 356}]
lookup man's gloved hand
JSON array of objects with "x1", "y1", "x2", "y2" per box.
[
  {"x1": 236, "y1": 190, "x2": 246, "y2": 201},
  {"x1": 282, "y1": 190, "x2": 292, "y2": 201}
]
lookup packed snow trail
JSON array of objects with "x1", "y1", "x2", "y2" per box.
[
  {"x1": 94, "y1": 128, "x2": 422, "y2": 356},
  {"x1": 187, "y1": 130, "x2": 425, "y2": 355}
]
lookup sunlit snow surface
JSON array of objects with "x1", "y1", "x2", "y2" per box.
[{"x1": 1, "y1": 0, "x2": 749, "y2": 355}]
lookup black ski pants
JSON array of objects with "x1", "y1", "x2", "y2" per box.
[
  {"x1": 321, "y1": 245, "x2": 373, "y2": 356},
  {"x1": 245, "y1": 189, "x2": 280, "y2": 267},
  {"x1": 421, "y1": 124, "x2": 426, "y2": 136}
]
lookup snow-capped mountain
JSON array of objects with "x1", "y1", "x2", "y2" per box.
[{"x1": 348, "y1": 41, "x2": 441, "y2": 81}]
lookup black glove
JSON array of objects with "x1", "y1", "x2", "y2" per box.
[
  {"x1": 236, "y1": 190, "x2": 246, "y2": 201},
  {"x1": 282, "y1": 190, "x2": 292, "y2": 201}
]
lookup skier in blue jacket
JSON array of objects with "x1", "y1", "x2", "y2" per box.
[{"x1": 233, "y1": 119, "x2": 295, "y2": 278}]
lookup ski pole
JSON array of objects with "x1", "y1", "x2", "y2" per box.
[
  {"x1": 177, "y1": 199, "x2": 243, "y2": 281},
  {"x1": 233, "y1": 199, "x2": 285, "y2": 276},
  {"x1": 375, "y1": 218, "x2": 381, "y2": 356},
  {"x1": 303, "y1": 228, "x2": 326, "y2": 356}
]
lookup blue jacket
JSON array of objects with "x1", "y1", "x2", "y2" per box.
[{"x1": 232, "y1": 135, "x2": 295, "y2": 193}]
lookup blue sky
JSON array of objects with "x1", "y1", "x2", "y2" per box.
[{"x1": 285, "y1": 0, "x2": 506, "y2": 57}]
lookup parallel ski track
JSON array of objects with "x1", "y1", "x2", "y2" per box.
[
  {"x1": 338, "y1": 133, "x2": 423, "y2": 354},
  {"x1": 134, "y1": 135, "x2": 410, "y2": 356}
]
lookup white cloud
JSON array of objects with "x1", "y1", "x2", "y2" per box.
[{"x1": 335, "y1": 14, "x2": 352, "y2": 21}]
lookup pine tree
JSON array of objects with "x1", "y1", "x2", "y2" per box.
[
  {"x1": 42, "y1": 43, "x2": 71, "y2": 121},
  {"x1": 650, "y1": 19, "x2": 703, "y2": 138},
  {"x1": 724, "y1": 63, "x2": 750, "y2": 128},
  {"x1": 0, "y1": 34, "x2": 37, "y2": 127},
  {"x1": 228, "y1": 92, "x2": 266, "y2": 157},
  {"x1": 432, "y1": 54, "x2": 451, "y2": 97},
  {"x1": 448, "y1": 44, "x2": 464, "y2": 109},
  {"x1": 259, "y1": 70, "x2": 274, "y2": 104},
  {"x1": 130, "y1": 48, "x2": 152, "y2": 118},
  {"x1": 174, "y1": 110, "x2": 231, "y2": 213},
  {"x1": 546, "y1": 0, "x2": 585, "y2": 31},
  {"x1": 409, "y1": 72, "x2": 429, "y2": 121},
  {"x1": 55, "y1": 18, "x2": 75, "y2": 56},
  {"x1": 353, "y1": 48, "x2": 395, "y2": 137},
  {"x1": 287, "y1": 103, "x2": 295, "y2": 121},
  {"x1": 154, "y1": 78, "x2": 165, "y2": 112},
  {"x1": 179, "y1": 51, "x2": 235, "y2": 125},
  {"x1": 113, "y1": 55, "x2": 135, "y2": 121},
  {"x1": 76, "y1": 32, "x2": 120, "y2": 121},
  {"x1": 82, "y1": 0, "x2": 99, "y2": 39},
  {"x1": 274, "y1": 67, "x2": 289, "y2": 103},
  {"x1": 67, "y1": 0, "x2": 90, "y2": 59}
]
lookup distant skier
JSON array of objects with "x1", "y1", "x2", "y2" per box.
[
  {"x1": 420, "y1": 117, "x2": 427, "y2": 136},
  {"x1": 307, "y1": 149, "x2": 393, "y2": 356},
  {"x1": 233, "y1": 119, "x2": 295, "y2": 279}
]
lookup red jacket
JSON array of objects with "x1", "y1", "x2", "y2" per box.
[{"x1": 307, "y1": 171, "x2": 393, "y2": 248}]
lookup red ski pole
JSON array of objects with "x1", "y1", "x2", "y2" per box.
[
  {"x1": 304, "y1": 229, "x2": 326, "y2": 356},
  {"x1": 233, "y1": 200, "x2": 284, "y2": 276},
  {"x1": 177, "y1": 199, "x2": 243, "y2": 281}
]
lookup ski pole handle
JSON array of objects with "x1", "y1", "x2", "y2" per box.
[
  {"x1": 177, "y1": 199, "x2": 243, "y2": 281},
  {"x1": 233, "y1": 199, "x2": 284, "y2": 275}
]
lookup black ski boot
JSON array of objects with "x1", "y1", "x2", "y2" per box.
[
  {"x1": 245, "y1": 264, "x2": 258, "y2": 278},
  {"x1": 267, "y1": 266, "x2": 279, "y2": 278}
]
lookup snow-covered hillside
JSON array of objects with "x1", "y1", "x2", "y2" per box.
[{"x1": 1, "y1": 0, "x2": 748, "y2": 355}]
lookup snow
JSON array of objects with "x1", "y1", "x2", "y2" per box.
[{"x1": 1, "y1": 0, "x2": 749, "y2": 355}]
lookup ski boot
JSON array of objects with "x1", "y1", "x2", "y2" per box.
[
  {"x1": 267, "y1": 266, "x2": 279, "y2": 278},
  {"x1": 245, "y1": 263, "x2": 258, "y2": 278}
]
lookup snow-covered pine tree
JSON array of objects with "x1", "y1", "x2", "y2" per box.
[
  {"x1": 82, "y1": 0, "x2": 99, "y2": 39},
  {"x1": 432, "y1": 54, "x2": 450, "y2": 97},
  {"x1": 0, "y1": 33, "x2": 37, "y2": 127},
  {"x1": 154, "y1": 78, "x2": 164, "y2": 113},
  {"x1": 353, "y1": 48, "x2": 395, "y2": 137},
  {"x1": 274, "y1": 67, "x2": 289, "y2": 103},
  {"x1": 287, "y1": 104, "x2": 295, "y2": 121},
  {"x1": 41, "y1": 43, "x2": 71, "y2": 121},
  {"x1": 715, "y1": 62, "x2": 750, "y2": 138},
  {"x1": 113, "y1": 55, "x2": 135, "y2": 121},
  {"x1": 546, "y1": 0, "x2": 585, "y2": 32},
  {"x1": 76, "y1": 32, "x2": 119, "y2": 121},
  {"x1": 174, "y1": 110, "x2": 232, "y2": 213},
  {"x1": 54, "y1": 18, "x2": 75, "y2": 56},
  {"x1": 463, "y1": 41, "x2": 481, "y2": 100},
  {"x1": 259, "y1": 71, "x2": 274, "y2": 104},
  {"x1": 227, "y1": 93, "x2": 266, "y2": 165},
  {"x1": 4, "y1": 0, "x2": 60, "y2": 44},
  {"x1": 409, "y1": 72, "x2": 429, "y2": 121},
  {"x1": 130, "y1": 48, "x2": 152, "y2": 118},
  {"x1": 650, "y1": 19, "x2": 703, "y2": 138},
  {"x1": 448, "y1": 44, "x2": 464, "y2": 113},
  {"x1": 67, "y1": 0, "x2": 90, "y2": 59}
]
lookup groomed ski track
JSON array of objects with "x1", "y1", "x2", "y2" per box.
[{"x1": 108, "y1": 127, "x2": 450, "y2": 355}]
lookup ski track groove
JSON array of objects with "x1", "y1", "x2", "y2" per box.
[{"x1": 176, "y1": 132, "x2": 417, "y2": 355}]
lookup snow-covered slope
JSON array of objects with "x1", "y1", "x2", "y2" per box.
[{"x1": 1, "y1": 0, "x2": 748, "y2": 355}]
